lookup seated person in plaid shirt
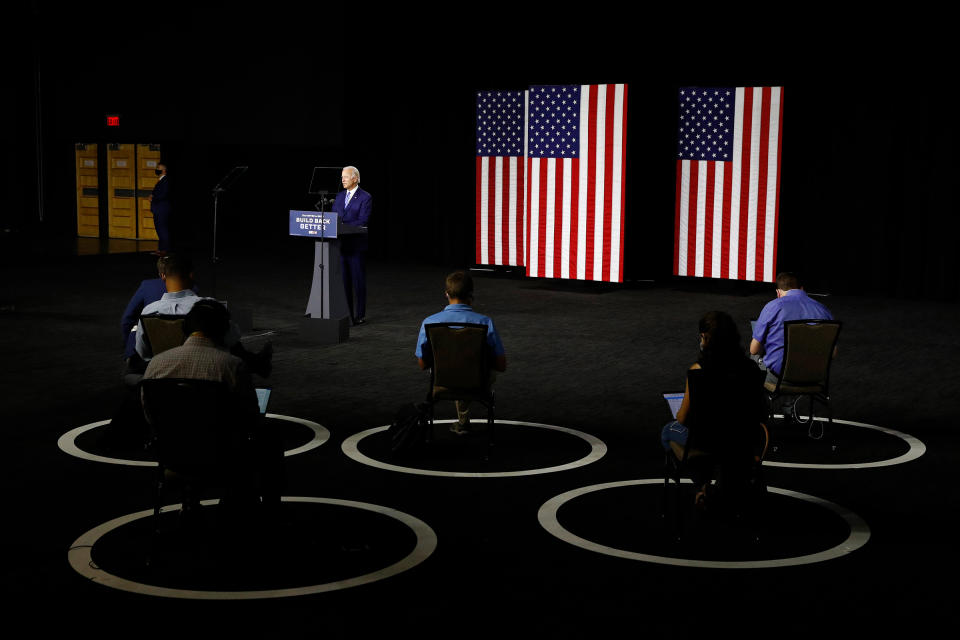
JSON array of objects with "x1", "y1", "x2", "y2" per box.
[{"x1": 143, "y1": 300, "x2": 282, "y2": 508}]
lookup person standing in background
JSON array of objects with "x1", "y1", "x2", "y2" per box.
[{"x1": 149, "y1": 162, "x2": 171, "y2": 256}]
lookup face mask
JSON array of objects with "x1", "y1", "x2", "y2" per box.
[{"x1": 155, "y1": 169, "x2": 162, "y2": 176}]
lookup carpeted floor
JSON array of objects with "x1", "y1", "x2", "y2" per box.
[{"x1": 2, "y1": 243, "x2": 958, "y2": 637}]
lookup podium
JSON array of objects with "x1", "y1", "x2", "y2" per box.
[{"x1": 290, "y1": 210, "x2": 368, "y2": 343}]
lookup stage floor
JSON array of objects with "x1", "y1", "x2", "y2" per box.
[{"x1": 2, "y1": 246, "x2": 958, "y2": 635}]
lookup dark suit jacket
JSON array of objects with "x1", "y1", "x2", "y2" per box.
[
  {"x1": 151, "y1": 175, "x2": 171, "y2": 216},
  {"x1": 332, "y1": 187, "x2": 372, "y2": 253},
  {"x1": 121, "y1": 278, "x2": 167, "y2": 358}
]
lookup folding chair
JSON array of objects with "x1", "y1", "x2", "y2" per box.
[
  {"x1": 140, "y1": 313, "x2": 187, "y2": 357},
  {"x1": 663, "y1": 367, "x2": 768, "y2": 540},
  {"x1": 141, "y1": 378, "x2": 258, "y2": 562},
  {"x1": 423, "y1": 322, "x2": 496, "y2": 458},
  {"x1": 765, "y1": 320, "x2": 841, "y2": 439}
]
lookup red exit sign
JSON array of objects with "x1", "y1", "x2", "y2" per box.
[{"x1": 106, "y1": 115, "x2": 120, "y2": 127}]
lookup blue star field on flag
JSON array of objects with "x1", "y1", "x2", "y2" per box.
[
  {"x1": 528, "y1": 86, "x2": 581, "y2": 158},
  {"x1": 476, "y1": 90, "x2": 525, "y2": 157},
  {"x1": 677, "y1": 88, "x2": 736, "y2": 161}
]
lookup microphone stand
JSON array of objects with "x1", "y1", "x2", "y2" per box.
[
  {"x1": 314, "y1": 191, "x2": 330, "y2": 319},
  {"x1": 305, "y1": 169, "x2": 342, "y2": 322},
  {"x1": 209, "y1": 165, "x2": 248, "y2": 297},
  {"x1": 313, "y1": 192, "x2": 332, "y2": 212}
]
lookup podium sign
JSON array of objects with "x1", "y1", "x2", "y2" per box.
[
  {"x1": 289, "y1": 208, "x2": 368, "y2": 343},
  {"x1": 289, "y1": 210, "x2": 338, "y2": 238},
  {"x1": 288, "y1": 209, "x2": 351, "y2": 343}
]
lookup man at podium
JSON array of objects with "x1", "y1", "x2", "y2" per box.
[{"x1": 333, "y1": 165, "x2": 372, "y2": 325}]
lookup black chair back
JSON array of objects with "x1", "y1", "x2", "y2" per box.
[
  {"x1": 685, "y1": 364, "x2": 767, "y2": 459},
  {"x1": 778, "y1": 320, "x2": 842, "y2": 391},
  {"x1": 140, "y1": 314, "x2": 187, "y2": 357},
  {"x1": 425, "y1": 323, "x2": 491, "y2": 402},
  {"x1": 141, "y1": 378, "x2": 242, "y2": 475}
]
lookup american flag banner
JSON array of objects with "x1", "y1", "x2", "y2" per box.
[
  {"x1": 526, "y1": 84, "x2": 629, "y2": 282},
  {"x1": 476, "y1": 90, "x2": 527, "y2": 267},
  {"x1": 674, "y1": 87, "x2": 783, "y2": 282}
]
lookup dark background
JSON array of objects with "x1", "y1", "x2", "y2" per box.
[{"x1": 3, "y1": 5, "x2": 957, "y2": 299}]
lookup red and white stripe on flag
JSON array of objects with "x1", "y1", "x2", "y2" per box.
[
  {"x1": 525, "y1": 84, "x2": 629, "y2": 282},
  {"x1": 475, "y1": 156, "x2": 526, "y2": 267},
  {"x1": 475, "y1": 90, "x2": 527, "y2": 267},
  {"x1": 674, "y1": 87, "x2": 783, "y2": 282}
]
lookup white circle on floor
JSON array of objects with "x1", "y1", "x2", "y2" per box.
[
  {"x1": 538, "y1": 479, "x2": 870, "y2": 569},
  {"x1": 764, "y1": 416, "x2": 926, "y2": 469},
  {"x1": 67, "y1": 496, "x2": 437, "y2": 600},
  {"x1": 57, "y1": 414, "x2": 330, "y2": 467},
  {"x1": 341, "y1": 420, "x2": 607, "y2": 478}
]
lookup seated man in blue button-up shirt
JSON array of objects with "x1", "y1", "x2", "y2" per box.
[
  {"x1": 135, "y1": 253, "x2": 271, "y2": 377},
  {"x1": 415, "y1": 271, "x2": 506, "y2": 434},
  {"x1": 122, "y1": 255, "x2": 201, "y2": 363},
  {"x1": 750, "y1": 271, "x2": 836, "y2": 386}
]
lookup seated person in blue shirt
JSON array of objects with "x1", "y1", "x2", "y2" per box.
[
  {"x1": 415, "y1": 271, "x2": 506, "y2": 434},
  {"x1": 135, "y1": 253, "x2": 272, "y2": 377},
  {"x1": 749, "y1": 271, "x2": 836, "y2": 387},
  {"x1": 121, "y1": 254, "x2": 199, "y2": 369}
]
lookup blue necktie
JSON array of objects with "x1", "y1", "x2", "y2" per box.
[{"x1": 345, "y1": 191, "x2": 352, "y2": 208}]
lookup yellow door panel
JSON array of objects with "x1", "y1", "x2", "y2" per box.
[
  {"x1": 107, "y1": 144, "x2": 137, "y2": 238},
  {"x1": 75, "y1": 143, "x2": 99, "y2": 237}
]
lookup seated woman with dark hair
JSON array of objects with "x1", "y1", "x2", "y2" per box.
[{"x1": 661, "y1": 310, "x2": 767, "y2": 504}]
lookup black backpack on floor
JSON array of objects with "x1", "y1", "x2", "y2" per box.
[{"x1": 387, "y1": 402, "x2": 429, "y2": 456}]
